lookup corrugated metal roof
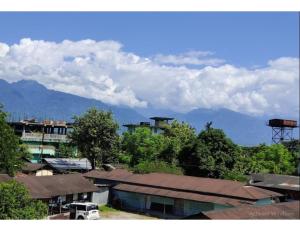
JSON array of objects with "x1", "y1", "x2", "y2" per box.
[
  {"x1": 250, "y1": 173, "x2": 300, "y2": 191},
  {"x1": 84, "y1": 170, "x2": 282, "y2": 200},
  {"x1": 0, "y1": 174, "x2": 12, "y2": 183},
  {"x1": 21, "y1": 163, "x2": 46, "y2": 172},
  {"x1": 43, "y1": 158, "x2": 91, "y2": 171},
  {"x1": 202, "y1": 201, "x2": 300, "y2": 219},
  {"x1": 16, "y1": 174, "x2": 99, "y2": 199},
  {"x1": 114, "y1": 183, "x2": 254, "y2": 206}
]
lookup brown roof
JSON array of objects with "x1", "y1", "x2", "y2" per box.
[
  {"x1": 84, "y1": 170, "x2": 281, "y2": 200},
  {"x1": 202, "y1": 201, "x2": 300, "y2": 219},
  {"x1": 21, "y1": 163, "x2": 46, "y2": 172},
  {"x1": 16, "y1": 174, "x2": 99, "y2": 199},
  {"x1": 114, "y1": 183, "x2": 254, "y2": 206},
  {"x1": 84, "y1": 169, "x2": 133, "y2": 181},
  {"x1": 0, "y1": 174, "x2": 12, "y2": 183}
]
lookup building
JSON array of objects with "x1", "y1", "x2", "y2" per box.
[
  {"x1": 21, "y1": 162, "x2": 53, "y2": 176},
  {"x1": 123, "y1": 117, "x2": 174, "y2": 134},
  {"x1": 84, "y1": 169, "x2": 282, "y2": 218},
  {"x1": 15, "y1": 173, "x2": 104, "y2": 214},
  {"x1": 9, "y1": 119, "x2": 77, "y2": 163},
  {"x1": 249, "y1": 173, "x2": 300, "y2": 200},
  {"x1": 198, "y1": 201, "x2": 300, "y2": 219}
]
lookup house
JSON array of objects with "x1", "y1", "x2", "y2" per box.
[
  {"x1": 8, "y1": 119, "x2": 77, "y2": 163},
  {"x1": 84, "y1": 169, "x2": 282, "y2": 218},
  {"x1": 21, "y1": 162, "x2": 53, "y2": 176},
  {"x1": 42, "y1": 158, "x2": 92, "y2": 173},
  {"x1": 249, "y1": 173, "x2": 300, "y2": 200},
  {"x1": 15, "y1": 173, "x2": 103, "y2": 214},
  {"x1": 197, "y1": 201, "x2": 300, "y2": 219}
]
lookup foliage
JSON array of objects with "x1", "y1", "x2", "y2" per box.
[
  {"x1": 250, "y1": 144, "x2": 296, "y2": 175},
  {"x1": 178, "y1": 125, "x2": 242, "y2": 178},
  {"x1": 98, "y1": 205, "x2": 118, "y2": 212},
  {"x1": 0, "y1": 105, "x2": 28, "y2": 176},
  {"x1": 159, "y1": 120, "x2": 197, "y2": 164},
  {"x1": 0, "y1": 180, "x2": 48, "y2": 219},
  {"x1": 57, "y1": 143, "x2": 76, "y2": 158},
  {"x1": 121, "y1": 127, "x2": 166, "y2": 166},
  {"x1": 132, "y1": 160, "x2": 183, "y2": 175},
  {"x1": 69, "y1": 108, "x2": 119, "y2": 169}
]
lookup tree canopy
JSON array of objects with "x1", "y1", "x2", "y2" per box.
[
  {"x1": 0, "y1": 105, "x2": 29, "y2": 176},
  {"x1": 0, "y1": 180, "x2": 48, "y2": 219},
  {"x1": 69, "y1": 108, "x2": 119, "y2": 169}
]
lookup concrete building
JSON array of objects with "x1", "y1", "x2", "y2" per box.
[
  {"x1": 84, "y1": 169, "x2": 282, "y2": 218},
  {"x1": 123, "y1": 117, "x2": 174, "y2": 134},
  {"x1": 9, "y1": 119, "x2": 77, "y2": 163}
]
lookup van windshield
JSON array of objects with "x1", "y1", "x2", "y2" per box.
[{"x1": 87, "y1": 205, "x2": 98, "y2": 211}]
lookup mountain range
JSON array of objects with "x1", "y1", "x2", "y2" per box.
[{"x1": 0, "y1": 79, "x2": 298, "y2": 146}]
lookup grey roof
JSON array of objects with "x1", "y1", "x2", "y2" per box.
[
  {"x1": 43, "y1": 158, "x2": 92, "y2": 171},
  {"x1": 249, "y1": 173, "x2": 300, "y2": 191}
]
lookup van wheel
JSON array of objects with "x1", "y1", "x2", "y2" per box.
[{"x1": 77, "y1": 216, "x2": 84, "y2": 220}]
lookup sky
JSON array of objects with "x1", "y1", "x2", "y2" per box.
[{"x1": 0, "y1": 12, "x2": 299, "y2": 117}]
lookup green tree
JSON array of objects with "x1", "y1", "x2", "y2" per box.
[
  {"x1": 0, "y1": 105, "x2": 27, "y2": 176},
  {"x1": 250, "y1": 144, "x2": 295, "y2": 175},
  {"x1": 69, "y1": 108, "x2": 119, "y2": 169},
  {"x1": 178, "y1": 125, "x2": 242, "y2": 178},
  {"x1": 132, "y1": 160, "x2": 183, "y2": 175},
  {"x1": 121, "y1": 127, "x2": 166, "y2": 166},
  {"x1": 159, "y1": 120, "x2": 197, "y2": 164},
  {"x1": 0, "y1": 180, "x2": 48, "y2": 219},
  {"x1": 57, "y1": 143, "x2": 76, "y2": 158}
]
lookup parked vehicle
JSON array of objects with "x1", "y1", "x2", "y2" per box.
[{"x1": 69, "y1": 202, "x2": 100, "y2": 220}]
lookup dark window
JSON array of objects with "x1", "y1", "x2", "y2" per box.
[
  {"x1": 150, "y1": 202, "x2": 173, "y2": 214},
  {"x1": 87, "y1": 205, "x2": 98, "y2": 211},
  {"x1": 76, "y1": 205, "x2": 86, "y2": 211}
]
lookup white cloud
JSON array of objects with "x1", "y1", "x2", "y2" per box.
[
  {"x1": 0, "y1": 38, "x2": 298, "y2": 117},
  {"x1": 153, "y1": 50, "x2": 225, "y2": 66}
]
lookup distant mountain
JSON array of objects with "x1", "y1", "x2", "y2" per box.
[
  {"x1": 0, "y1": 79, "x2": 298, "y2": 146},
  {"x1": 0, "y1": 79, "x2": 146, "y2": 131}
]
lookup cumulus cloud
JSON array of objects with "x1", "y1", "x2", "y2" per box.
[
  {"x1": 0, "y1": 38, "x2": 298, "y2": 117},
  {"x1": 153, "y1": 50, "x2": 225, "y2": 66}
]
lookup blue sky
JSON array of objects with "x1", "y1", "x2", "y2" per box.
[
  {"x1": 0, "y1": 12, "x2": 298, "y2": 117},
  {"x1": 0, "y1": 12, "x2": 298, "y2": 67}
]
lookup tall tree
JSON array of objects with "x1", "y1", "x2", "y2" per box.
[
  {"x1": 178, "y1": 125, "x2": 242, "y2": 178},
  {"x1": 121, "y1": 127, "x2": 166, "y2": 166},
  {"x1": 0, "y1": 180, "x2": 48, "y2": 219},
  {"x1": 0, "y1": 105, "x2": 26, "y2": 176},
  {"x1": 159, "y1": 120, "x2": 197, "y2": 164},
  {"x1": 69, "y1": 108, "x2": 119, "y2": 169}
]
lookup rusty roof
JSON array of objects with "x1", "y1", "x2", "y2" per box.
[
  {"x1": 0, "y1": 174, "x2": 12, "y2": 183},
  {"x1": 202, "y1": 201, "x2": 300, "y2": 219},
  {"x1": 84, "y1": 169, "x2": 133, "y2": 181},
  {"x1": 84, "y1": 170, "x2": 281, "y2": 200},
  {"x1": 21, "y1": 162, "x2": 46, "y2": 172},
  {"x1": 114, "y1": 183, "x2": 254, "y2": 206},
  {"x1": 16, "y1": 174, "x2": 99, "y2": 199}
]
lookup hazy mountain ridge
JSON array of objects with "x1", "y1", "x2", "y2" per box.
[{"x1": 0, "y1": 79, "x2": 298, "y2": 146}]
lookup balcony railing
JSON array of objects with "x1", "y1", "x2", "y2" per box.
[{"x1": 21, "y1": 132, "x2": 69, "y2": 143}]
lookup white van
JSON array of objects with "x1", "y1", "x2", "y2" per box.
[{"x1": 69, "y1": 202, "x2": 100, "y2": 220}]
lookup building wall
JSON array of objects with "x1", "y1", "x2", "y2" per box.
[
  {"x1": 112, "y1": 189, "x2": 233, "y2": 218},
  {"x1": 92, "y1": 187, "x2": 109, "y2": 205}
]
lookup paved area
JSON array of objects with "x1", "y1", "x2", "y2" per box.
[{"x1": 100, "y1": 210, "x2": 158, "y2": 220}]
